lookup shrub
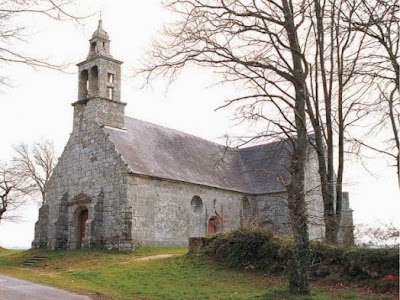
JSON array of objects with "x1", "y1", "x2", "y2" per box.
[
  {"x1": 342, "y1": 247, "x2": 399, "y2": 279},
  {"x1": 204, "y1": 227, "x2": 276, "y2": 269}
]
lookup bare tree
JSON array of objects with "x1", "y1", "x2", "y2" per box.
[
  {"x1": 355, "y1": 223, "x2": 400, "y2": 247},
  {"x1": 141, "y1": 0, "x2": 313, "y2": 293},
  {"x1": 0, "y1": 0, "x2": 86, "y2": 86},
  {"x1": 303, "y1": 0, "x2": 371, "y2": 244},
  {"x1": 13, "y1": 139, "x2": 56, "y2": 204},
  {"x1": 0, "y1": 163, "x2": 29, "y2": 224},
  {"x1": 141, "y1": 0, "x2": 398, "y2": 291},
  {"x1": 347, "y1": 0, "x2": 400, "y2": 187}
]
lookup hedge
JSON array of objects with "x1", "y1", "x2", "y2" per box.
[{"x1": 200, "y1": 227, "x2": 399, "y2": 292}]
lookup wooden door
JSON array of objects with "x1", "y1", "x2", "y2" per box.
[
  {"x1": 78, "y1": 209, "x2": 88, "y2": 247},
  {"x1": 207, "y1": 217, "x2": 219, "y2": 234}
]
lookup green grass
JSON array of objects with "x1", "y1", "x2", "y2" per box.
[{"x1": 0, "y1": 247, "x2": 394, "y2": 300}]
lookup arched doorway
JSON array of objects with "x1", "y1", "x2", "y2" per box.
[
  {"x1": 78, "y1": 209, "x2": 88, "y2": 248},
  {"x1": 207, "y1": 216, "x2": 222, "y2": 234}
]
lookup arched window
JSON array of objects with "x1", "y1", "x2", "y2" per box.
[
  {"x1": 89, "y1": 66, "x2": 99, "y2": 97},
  {"x1": 79, "y1": 70, "x2": 89, "y2": 99},
  {"x1": 190, "y1": 195, "x2": 203, "y2": 214}
]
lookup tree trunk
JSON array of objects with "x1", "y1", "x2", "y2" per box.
[
  {"x1": 281, "y1": 0, "x2": 311, "y2": 292},
  {"x1": 287, "y1": 146, "x2": 310, "y2": 294}
]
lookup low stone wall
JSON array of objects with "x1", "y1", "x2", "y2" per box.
[{"x1": 188, "y1": 237, "x2": 207, "y2": 254}]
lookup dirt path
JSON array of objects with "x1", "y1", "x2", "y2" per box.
[{"x1": 134, "y1": 254, "x2": 176, "y2": 261}]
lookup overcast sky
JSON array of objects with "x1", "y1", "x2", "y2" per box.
[{"x1": 0, "y1": 0, "x2": 398, "y2": 249}]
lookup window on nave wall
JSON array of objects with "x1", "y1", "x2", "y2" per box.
[{"x1": 190, "y1": 195, "x2": 203, "y2": 214}]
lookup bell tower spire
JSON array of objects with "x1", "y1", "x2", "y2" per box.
[
  {"x1": 73, "y1": 20, "x2": 125, "y2": 129},
  {"x1": 88, "y1": 18, "x2": 112, "y2": 59}
]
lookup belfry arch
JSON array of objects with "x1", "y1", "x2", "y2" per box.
[
  {"x1": 89, "y1": 65, "x2": 99, "y2": 97},
  {"x1": 79, "y1": 69, "x2": 89, "y2": 99}
]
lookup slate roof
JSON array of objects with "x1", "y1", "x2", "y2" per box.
[{"x1": 103, "y1": 117, "x2": 291, "y2": 195}]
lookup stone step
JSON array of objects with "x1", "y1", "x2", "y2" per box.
[
  {"x1": 22, "y1": 256, "x2": 48, "y2": 266},
  {"x1": 28, "y1": 257, "x2": 47, "y2": 261}
]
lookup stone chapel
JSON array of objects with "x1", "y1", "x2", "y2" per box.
[{"x1": 33, "y1": 21, "x2": 354, "y2": 251}]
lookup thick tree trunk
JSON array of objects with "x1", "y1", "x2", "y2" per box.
[
  {"x1": 281, "y1": 0, "x2": 311, "y2": 292},
  {"x1": 287, "y1": 137, "x2": 310, "y2": 293}
]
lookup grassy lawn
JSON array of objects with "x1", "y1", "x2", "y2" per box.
[{"x1": 0, "y1": 247, "x2": 394, "y2": 300}]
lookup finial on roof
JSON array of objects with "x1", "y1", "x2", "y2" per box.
[
  {"x1": 92, "y1": 14, "x2": 109, "y2": 40},
  {"x1": 98, "y1": 11, "x2": 102, "y2": 27}
]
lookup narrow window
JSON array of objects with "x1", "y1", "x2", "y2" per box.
[
  {"x1": 107, "y1": 87, "x2": 114, "y2": 100},
  {"x1": 90, "y1": 42, "x2": 96, "y2": 53},
  {"x1": 108, "y1": 73, "x2": 114, "y2": 83}
]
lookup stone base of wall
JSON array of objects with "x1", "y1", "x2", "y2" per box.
[
  {"x1": 188, "y1": 237, "x2": 206, "y2": 254},
  {"x1": 32, "y1": 204, "x2": 50, "y2": 249}
]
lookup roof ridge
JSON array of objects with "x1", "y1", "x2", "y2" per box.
[
  {"x1": 124, "y1": 116, "x2": 232, "y2": 149},
  {"x1": 239, "y1": 139, "x2": 287, "y2": 151}
]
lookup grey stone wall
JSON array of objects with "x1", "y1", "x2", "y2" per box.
[
  {"x1": 125, "y1": 173, "x2": 328, "y2": 247},
  {"x1": 128, "y1": 176, "x2": 247, "y2": 247},
  {"x1": 304, "y1": 147, "x2": 326, "y2": 240},
  {"x1": 254, "y1": 193, "x2": 292, "y2": 235},
  {"x1": 32, "y1": 204, "x2": 49, "y2": 248},
  {"x1": 338, "y1": 192, "x2": 354, "y2": 245},
  {"x1": 73, "y1": 97, "x2": 126, "y2": 130},
  {"x1": 252, "y1": 147, "x2": 326, "y2": 241},
  {"x1": 33, "y1": 98, "x2": 133, "y2": 251}
]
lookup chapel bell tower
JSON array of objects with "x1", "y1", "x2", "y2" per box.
[{"x1": 73, "y1": 19, "x2": 125, "y2": 129}]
